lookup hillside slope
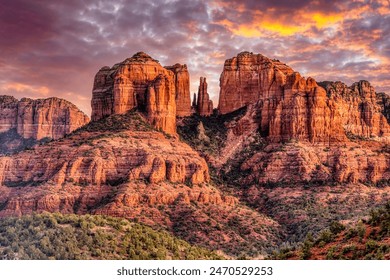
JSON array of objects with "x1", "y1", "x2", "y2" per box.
[{"x1": 0, "y1": 212, "x2": 223, "y2": 260}]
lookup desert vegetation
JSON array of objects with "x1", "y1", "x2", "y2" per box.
[{"x1": 0, "y1": 212, "x2": 223, "y2": 260}]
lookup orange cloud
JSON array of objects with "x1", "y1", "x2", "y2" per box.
[
  {"x1": 2, "y1": 82, "x2": 50, "y2": 96},
  {"x1": 217, "y1": 11, "x2": 344, "y2": 37}
]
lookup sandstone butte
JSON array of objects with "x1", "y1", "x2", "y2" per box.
[
  {"x1": 218, "y1": 51, "x2": 389, "y2": 143},
  {"x1": 0, "y1": 95, "x2": 89, "y2": 140},
  {"x1": 212, "y1": 52, "x2": 390, "y2": 186},
  {"x1": 91, "y1": 52, "x2": 192, "y2": 135}
]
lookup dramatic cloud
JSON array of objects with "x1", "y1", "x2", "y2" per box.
[{"x1": 0, "y1": 0, "x2": 389, "y2": 115}]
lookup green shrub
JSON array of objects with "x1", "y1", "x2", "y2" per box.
[{"x1": 0, "y1": 213, "x2": 223, "y2": 260}]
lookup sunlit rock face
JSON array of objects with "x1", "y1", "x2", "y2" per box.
[
  {"x1": 0, "y1": 95, "x2": 89, "y2": 140},
  {"x1": 92, "y1": 52, "x2": 192, "y2": 135},
  {"x1": 164, "y1": 63, "x2": 191, "y2": 117},
  {"x1": 193, "y1": 77, "x2": 213, "y2": 116},
  {"x1": 218, "y1": 52, "x2": 389, "y2": 143}
]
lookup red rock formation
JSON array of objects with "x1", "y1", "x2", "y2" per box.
[
  {"x1": 0, "y1": 96, "x2": 18, "y2": 133},
  {"x1": 196, "y1": 77, "x2": 213, "y2": 116},
  {"x1": 0, "y1": 95, "x2": 89, "y2": 140},
  {"x1": 217, "y1": 52, "x2": 389, "y2": 143},
  {"x1": 0, "y1": 114, "x2": 236, "y2": 218},
  {"x1": 164, "y1": 63, "x2": 191, "y2": 117},
  {"x1": 240, "y1": 141, "x2": 390, "y2": 185},
  {"x1": 218, "y1": 51, "x2": 294, "y2": 114},
  {"x1": 146, "y1": 74, "x2": 177, "y2": 135},
  {"x1": 320, "y1": 80, "x2": 389, "y2": 139},
  {"x1": 92, "y1": 52, "x2": 193, "y2": 134}
]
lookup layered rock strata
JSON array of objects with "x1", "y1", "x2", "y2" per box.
[
  {"x1": 0, "y1": 95, "x2": 89, "y2": 140},
  {"x1": 217, "y1": 52, "x2": 389, "y2": 143},
  {"x1": 0, "y1": 122, "x2": 213, "y2": 216},
  {"x1": 91, "y1": 52, "x2": 192, "y2": 134},
  {"x1": 164, "y1": 63, "x2": 191, "y2": 117},
  {"x1": 320, "y1": 81, "x2": 389, "y2": 138}
]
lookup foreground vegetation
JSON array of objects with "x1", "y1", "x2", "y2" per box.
[
  {"x1": 272, "y1": 202, "x2": 390, "y2": 260},
  {"x1": 0, "y1": 213, "x2": 223, "y2": 260}
]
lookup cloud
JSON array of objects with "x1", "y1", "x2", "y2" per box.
[
  {"x1": 0, "y1": 0, "x2": 389, "y2": 115},
  {"x1": 1, "y1": 82, "x2": 50, "y2": 96}
]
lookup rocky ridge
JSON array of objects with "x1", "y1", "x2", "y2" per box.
[
  {"x1": 0, "y1": 96, "x2": 90, "y2": 155},
  {"x1": 0, "y1": 95, "x2": 89, "y2": 140},
  {"x1": 217, "y1": 51, "x2": 389, "y2": 143}
]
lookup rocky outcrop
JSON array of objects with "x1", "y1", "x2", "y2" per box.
[
  {"x1": 0, "y1": 95, "x2": 89, "y2": 140},
  {"x1": 91, "y1": 52, "x2": 177, "y2": 135},
  {"x1": 92, "y1": 52, "x2": 193, "y2": 134},
  {"x1": 0, "y1": 133, "x2": 209, "y2": 191},
  {"x1": 0, "y1": 111, "x2": 247, "y2": 223},
  {"x1": 241, "y1": 141, "x2": 390, "y2": 185},
  {"x1": 146, "y1": 74, "x2": 177, "y2": 135},
  {"x1": 195, "y1": 77, "x2": 213, "y2": 116},
  {"x1": 218, "y1": 51, "x2": 294, "y2": 114},
  {"x1": 217, "y1": 52, "x2": 389, "y2": 143},
  {"x1": 164, "y1": 63, "x2": 191, "y2": 117},
  {"x1": 319, "y1": 80, "x2": 389, "y2": 139}
]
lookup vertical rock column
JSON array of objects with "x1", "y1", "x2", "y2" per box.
[
  {"x1": 196, "y1": 77, "x2": 213, "y2": 116},
  {"x1": 164, "y1": 64, "x2": 191, "y2": 117}
]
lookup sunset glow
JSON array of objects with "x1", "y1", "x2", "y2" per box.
[{"x1": 0, "y1": 0, "x2": 388, "y2": 115}]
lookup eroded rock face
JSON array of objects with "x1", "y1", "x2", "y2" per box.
[
  {"x1": 164, "y1": 63, "x2": 191, "y2": 117},
  {"x1": 217, "y1": 52, "x2": 389, "y2": 143},
  {"x1": 218, "y1": 51, "x2": 294, "y2": 115},
  {"x1": 146, "y1": 74, "x2": 177, "y2": 135},
  {"x1": 0, "y1": 130, "x2": 209, "y2": 190},
  {"x1": 0, "y1": 95, "x2": 89, "y2": 140},
  {"x1": 91, "y1": 52, "x2": 192, "y2": 134},
  {"x1": 320, "y1": 80, "x2": 389, "y2": 139},
  {"x1": 195, "y1": 77, "x2": 213, "y2": 116},
  {"x1": 241, "y1": 141, "x2": 390, "y2": 185}
]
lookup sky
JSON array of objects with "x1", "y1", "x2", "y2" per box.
[{"x1": 0, "y1": 0, "x2": 389, "y2": 116}]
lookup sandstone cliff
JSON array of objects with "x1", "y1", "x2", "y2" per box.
[
  {"x1": 319, "y1": 80, "x2": 389, "y2": 139},
  {"x1": 217, "y1": 52, "x2": 389, "y2": 143},
  {"x1": 91, "y1": 52, "x2": 176, "y2": 135},
  {"x1": 0, "y1": 111, "x2": 282, "y2": 255},
  {"x1": 218, "y1": 51, "x2": 294, "y2": 114},
  {"x1": 195, "y1": 77, "x2": 213, "y2": 116},
  {"x1": 164, "y1": 63, "x2": 191, "y2": 117},
  {"x1": 0, "y1": 95, "x2": 89, "y2": 141},
  {"x1": 91, "y1": 52, "x2": 192, "y2": 134},
  {"x1": 0, "y1": 112, "x2": 214, "y2": 216}
]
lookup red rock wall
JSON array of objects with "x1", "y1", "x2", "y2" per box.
[
  {"x1": 164, "y1": 63, "x2": 191, "y2": 117},
  {"x1": 92, "y1": 52, "x2": 193, "y2": 134},
  {"x1": 218, "y1": 52, "x2": 389, "y2": 143},
  {"x1": 321, "y1": 80, "x2": 389, "y2": 139},
  {"x1": 146, "y1": 74, "x2": 177, "y2": 135},
  {"x1": 0, "y1": 95, "x2": 89, "y2": 140},
  {"x1": 196, "y1": 77, "x2": 213, "y2": 116}
]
